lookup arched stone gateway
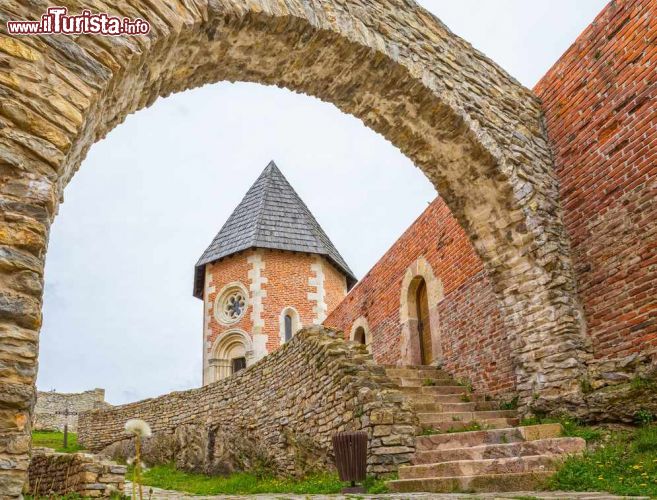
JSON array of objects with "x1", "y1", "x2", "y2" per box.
[{"x1": 0, "y1": 0, "x2": 589, "y2": 494}]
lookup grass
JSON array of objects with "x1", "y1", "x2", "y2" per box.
[
  {"x1": 550, "y1": 424, "x2": 657, "y2": 496},
  {"x1": 31, "y1": 430, "x2": 83, "y2": 453},
  {"x1": 138, "y1": 463, "x2": 388, "y2": 495}
]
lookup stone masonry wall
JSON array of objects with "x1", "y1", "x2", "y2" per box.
[
  {"x1": 78, "y1": 327, "x2": 417, "y2": 476},
  {"x1": 28, "y1": 448, "x2": 126, "y2": 498},
  {"x1": 34, "y1": 389, "x2": 108, "y2": 432},
  {"x1": 534, "y1": 0, "x2": 657, "y2": 383},
  {"x1": 325, "y1": 198, "x2": 515, "y2": 396}
]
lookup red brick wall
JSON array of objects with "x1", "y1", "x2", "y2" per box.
[
  {"x1": 205, "y1": 253, "x2": 253, "y2": 352},
  {"x1": 534, "y1": 0, "x2": 657, "y2": 361},
  {"x1": 325, "y1": 198, "x2": 515, "y2": 395}
]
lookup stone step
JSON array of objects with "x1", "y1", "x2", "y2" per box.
[
  {"x1": 387, "y1": 471, "x2": 553, "y2": 493},
  {"x1": 418, "y1": 410, "x2": 517, "y2": 425},
  {"x1": 421, "y1": 418, "x2": 519, "y2": 433},
  {"x1": 385, "y1": 368, "x2": 449, "y2": 379},
  {"x1": 415, "y1": 424, "x2": 563, "y2": 451},
  {"x1": 412, "y1": 437, "x2": 586, "y2": 464},
  {"x1": 413, "y1": 401, "x2": 475, "y2": 412},
  {"x1": 382, "y1": 364, "x2": 443, "y2": 371},
  {"x1": 402, "y1": 393, "x2": 486, "y2": 404},
  {"x1": 400, "y1": 386, "x2": 467, "y2": 395},
  {"x1": 394, "y1": 377, "x2": 457, "y2": 387},
  {"x1": 398, "y1": 454, "x2": 559, "y2": 480}
]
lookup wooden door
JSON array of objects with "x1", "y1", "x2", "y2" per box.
[{"x1": 416, "y1": 280, "x2": 432, "y2": 364}]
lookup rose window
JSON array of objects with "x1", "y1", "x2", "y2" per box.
[
  {"x1": 215, "y1": 284, "x2": 249, "y2": 325},
  {"x1": 224, "y1": 292, "x2": 246, "y2": 320}
]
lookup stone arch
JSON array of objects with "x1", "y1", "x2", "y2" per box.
[
  {"x1": 279, "y1": 306, "x2": 302, "y2": 345},
  {"x1": 207, "y1": 329, "x2": 253, "y2": 383},
  {"x1": 399, "y1": 257, "x2": 444, "y2": 366},
  {"x1": 349, "y1": 316, "x2": 372, "y2": 352},
  {"x1": 0, "y1": 1, "x2": 590, "y2": 493}
]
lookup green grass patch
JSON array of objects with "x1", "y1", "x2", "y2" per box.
[
  {"x1": 138, "y1": 463, "x2": 387, "y2": 495},
  {"x1": 31, "y1": 431, "x2": 83, "y2": 453},
  {"x1": 550, "y1": 424, "x2": 657, "y2": 496}
]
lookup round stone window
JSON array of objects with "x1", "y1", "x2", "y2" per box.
[{"x1": 214, "y1": 283, "x2": 249, "y2": 325}]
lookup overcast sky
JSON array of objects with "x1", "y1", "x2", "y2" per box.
[{"x1": 37, "y1": 0, "x2": 608, "y2": 404}]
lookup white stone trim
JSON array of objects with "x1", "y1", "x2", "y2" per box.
[
  {"x1": 308, "y1": 256, "x2": 327, "y2": 324},
  {"x1": 202, "y1": 266, "x2": 216, "y2": 386},
  {"x1": 247, "y1": 251, "x2": 267, "y2": 334},
  {"x1": 279, "y1": 306, "x2": 302, "y2": 345}
]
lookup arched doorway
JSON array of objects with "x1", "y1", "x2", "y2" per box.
[
  {"x1": 415, "y1": 279, "x2": 432, "y2": 365},
  {"x1": 208, "y1": 330, "x2": 253, "y2": 383},
  {"x1": 399, "y1": 258, "x2": 443, "y2": 366},
  {"x1": 0, "y1": 1, "x2": 589, "y2": 494}
]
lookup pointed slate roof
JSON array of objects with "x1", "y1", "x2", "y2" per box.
[{"x1": 193, "y1": 161, "x2": 357, "y2": 298}]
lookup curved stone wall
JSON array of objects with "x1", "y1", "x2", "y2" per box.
[{"x1": 78, "y1": 327, "x2": 417, "y2": 477}]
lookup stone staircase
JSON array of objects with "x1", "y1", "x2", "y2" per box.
[{"x1": 383, "y1": 365, "x2": 586, "y2": 493}]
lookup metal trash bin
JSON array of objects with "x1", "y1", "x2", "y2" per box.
[{"x1": 332, "y1": 430, "x2": 368, "y2": 493}]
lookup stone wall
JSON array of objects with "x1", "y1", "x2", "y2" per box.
[
  {"x1": 34, "y1": 389, "x2": 108, "y2": 432},
  {"x1": 27, "y1": 448, "x2": 126, "y2": 497},
  {"x1": 325, "y1": 198, "x2": 515, "y2": 396},
  {"x1": 534, "y1": 0, "x2": 657, "y2": 383},
  {"x1": 79, "y1": 327, "x2": 417, "y2": 476}
]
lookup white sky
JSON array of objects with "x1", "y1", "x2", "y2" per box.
[{"x1": 38, "y1": 0, "x2": 608, "y2": 404}]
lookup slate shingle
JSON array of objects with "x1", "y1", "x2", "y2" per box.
[{"x1": 193, "y1": 161, "x2": 357, "y2": 298}]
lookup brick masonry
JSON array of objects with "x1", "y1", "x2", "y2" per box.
[
  {"x1": 28, "y1": 448, "x2": 126, "y2": 498},
  {"x1": 325, "y1": 198, "x2": 515, "y2": 397},
  {"x1": 203, "y1": 249, "x2": 347, "y2": 383},
  {"x1": 534, "y1": 0, "x2": 657, "y2": 380},
  {"x1": 78, "y1": 327, "x2": 417, "y2": 477},
  {"x1": 34, "y1": 389, "x2": 108, "y2": 433}
]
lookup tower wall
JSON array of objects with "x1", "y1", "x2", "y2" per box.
[{"x1": 203, "y1": 249, "x2": 347, "y2": 384}]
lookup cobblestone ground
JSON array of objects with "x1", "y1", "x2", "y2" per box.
[{"x1": 127, "y1": 483, "x2": 648, "y2": 500}]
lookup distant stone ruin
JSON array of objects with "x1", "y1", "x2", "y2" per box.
[{"x1": 34, "y1": 389, "x2": 109, "y2": 433}]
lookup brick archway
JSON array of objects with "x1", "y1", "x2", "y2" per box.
[{"x1": 0, "y1": 1, "x2": 589, "y2": 494}]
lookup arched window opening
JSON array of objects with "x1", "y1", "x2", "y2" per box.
[
  {"x1": 354, "y1": 326, "x2": 366, "y2": 345},
  {"x1": 284, "y1": 314, "x2": 293, "y2": 343},
  {"x1": 280, "y1": 307, "x2": 301, "y2": 345}
]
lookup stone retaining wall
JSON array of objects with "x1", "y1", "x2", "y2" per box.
[
  {"x1": 79, "y1": 327, "x2": 417, "y2": 476},
  {"x1": 27, "y1": 448, "x2": 126, "y2": 497},
  {"x1": 34, "y1": 388, "x2": 109, "y2": 432}
]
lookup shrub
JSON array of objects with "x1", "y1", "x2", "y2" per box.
[{"x1": 634, "y1": 408, "x2": 654, "y2": 427}]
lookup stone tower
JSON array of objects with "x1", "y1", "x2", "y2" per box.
[{"x1": 194, "y1": 161, "x2": 357, "y2": 385}]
